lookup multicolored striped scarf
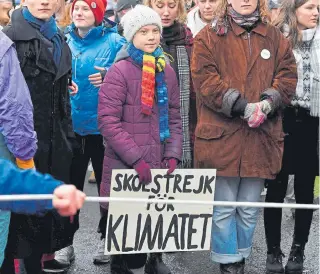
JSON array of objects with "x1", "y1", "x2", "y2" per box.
[{"x1": 127, "y1": 43, "x2": 170, "y2": 142}]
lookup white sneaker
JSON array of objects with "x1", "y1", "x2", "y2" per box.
[
  {"x1": 55, "y1": 245, "x2": 75, "y2": 265},
  {"x1": 93, "y1": 239, "x2": 110, "y2": 265}
]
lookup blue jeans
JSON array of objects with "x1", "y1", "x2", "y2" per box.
[
  {"x1": 211, "y1": 176, "x2": 264, "y2": 264},
  {"x1": 0, "y1": 133, "x2": 14, "y2": 267}
]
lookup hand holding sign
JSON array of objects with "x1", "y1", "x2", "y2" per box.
[
  {"x1": 162, "y1": 158, "x2": 178, "y2": 175},
  {"x1": 106, "y1": 169, "x2": 216, "y2": 255},
  {"x1": 133, "y1": 160, "x2": 152, "y2": 184}
]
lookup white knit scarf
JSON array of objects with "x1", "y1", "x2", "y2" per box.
[{"x1": 292, "y1": 26, "x2": 320, "y2": 117}]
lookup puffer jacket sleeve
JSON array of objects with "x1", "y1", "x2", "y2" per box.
[
  {"x1": 0, "y1": 158, "x2": 62, "y2": 214},
  {"x1": 0, "y1": 47, "x2": 37, "y2": 160},
  {"x1": 261, "y1": 31, "x2": 297, "y2": 109},
  {"x1": 98, "y1": 64, "x2": 142, "y2": 166},
  {"x1": 163, "y1": 67, "x2": 183, "y2": 161},
  {"x1": 191, "y1": 32, "x2": 241, "y2": 117}
]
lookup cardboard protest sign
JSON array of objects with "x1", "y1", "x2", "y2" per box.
[{"x1": 105, "y1": 169, "x2": 216, "y2": 255}]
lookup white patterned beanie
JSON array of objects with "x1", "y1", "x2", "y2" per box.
[{"x1": 120, "y1": 5, "x2": 163, "y2": 42}]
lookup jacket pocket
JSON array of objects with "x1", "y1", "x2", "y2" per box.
[{"x1": 195, "y1": 124, "x2": 224, "y2": 140}]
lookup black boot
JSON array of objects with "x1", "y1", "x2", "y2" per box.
[
  {"x1": 110, "y1": 255, "x2": 134, "y2": 274},
  {"x1": 285, "y1": 243, "x2": 305, "y2": 274},
  {"x1": 266, "y1": 246, "x2": 285, "y2": 274},
  {"x1": 144, "y1": 253, "x2": 171, "y2": 274},
  {"x1": 220, "y1": 259, "x2": 245, "y2": 274}
]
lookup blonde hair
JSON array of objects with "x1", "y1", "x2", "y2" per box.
[
  {"x1": 144, "y1": 0, "x2": 187, "y2": 23},
  {"x1": 56, "y1": 2, "x2": 73, "y2": 29},
  {"x1": 55, "y1": 0, "x2": 66, "y2": 21},
  {"x1": 214, "y1": 0, "x2": 270, "y2": 23}
]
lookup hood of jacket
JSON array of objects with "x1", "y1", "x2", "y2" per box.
[
  {"x1": 187, "y1": 6, "x2": 207, "y2": 37},
  {"x1": 114, "y1": 43, "x2": 129, "y2": 63}
]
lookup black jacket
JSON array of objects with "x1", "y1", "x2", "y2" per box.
[
  {"x1": 3, "y1": 9, "x2": 74, "y2": 183},
  {"x1": 2, "y1": 9, "x2": 76, "y2": 256}
]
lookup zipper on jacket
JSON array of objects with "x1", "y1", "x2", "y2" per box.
[
  {"x1": 248, "y1": 32, "x2": 252, "y2": 56},
  {"x1": 74, "y1": 52, "x2": 82, "y2": 80}
]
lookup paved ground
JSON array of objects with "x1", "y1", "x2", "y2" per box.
[{"x1": 67, "y1": 181, "x2": 319, "y2": 274}]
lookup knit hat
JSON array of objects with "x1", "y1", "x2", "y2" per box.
[
  {"x1": 72, "y1": 0, "x2": 106, "y2": 25},
  {"x1": 116, "y1": 0, "x2": 138, "y2": 12},
  {"x1": 120, "y1": 5, "x2": 162, "y2": 42}
]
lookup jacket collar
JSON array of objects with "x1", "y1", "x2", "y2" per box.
[
  {"x1": 10, "y1": 8, "x2": 71, "y2": 80},
  {"x1": 0, "y1": 30, "x2": 13, "y2": 61},
  {"x1": 9, "y1": 9, "x2": 39, "y2": 41},
  {"x1": 229, "y1": 17, "x2": 268, "y2": 37}
]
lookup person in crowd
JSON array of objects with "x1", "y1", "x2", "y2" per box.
[
  {"x1": 98, "y1": 5, "x2": 182, "y2": 273},
  {"x1": 56, "y1": 0, "x2": 73, "y2": 32},
  {"x1": 187, "y1": 0, "x2": 219, "y2": 37},
  {"x1": 104, "y1": 0, "x2": 116, "y2": 19},
  {"x1": 0, "y1": 159, "x2": 86, "y2": 218},
  {"x1": 114, "y1": 0, "x2": 138, "y2": 33},
  {"x1": 2, "y1": 0, "x2": 78, "y2": 273},
  {"x1": 64, "y1": 0, "x2": 126, "y2": 266},
  {"x1": 268, "y1": 0, "x2": 282, "y2": 23},
  {"x1": 0, "y1": 28, "x2": 37, "y2": 269},
  {"x1": 191, "y1": 0, "x2": 297, "y2": 273},
  {"x1": 264, "y1": 1, "x2": 319, "y2": 274},
  {"x1": 55, "y1": 0, "x2": 65, "y2": 25},
  {"x1": 146, "y1": 0, "x2": 196, "y2": 170},
  {"x1": 185, "y1": 0, "x2": 195, "y2": 11},
  {"x1": 0, "y1": 0, "x2": 12, "y2": 28}
]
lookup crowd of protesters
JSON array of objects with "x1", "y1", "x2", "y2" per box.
[{"x1": 0, "y1": 0, "x2": 319, "y2": 274}]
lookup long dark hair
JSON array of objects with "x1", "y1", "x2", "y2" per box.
[{"x1": 274, "y1": 0, "x2": 312, "y2": 48}]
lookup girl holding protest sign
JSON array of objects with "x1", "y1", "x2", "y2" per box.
[
  {"x1": 191, "y1": 0, "x2": 297, "y2": 273},
  {"x1": 98, "y1": 4, "x2": 183, "y2": 273}
]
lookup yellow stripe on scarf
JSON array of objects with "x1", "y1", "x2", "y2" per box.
[
  {"x1": 143, "y1": 66, "x2": 156, "y2": 74},
  {"x1": 156, "y1": 57, "x2": 166, "y2": 72},
  {"x1": 144, "y1": 55, "x2": 155, "y2": 63}
]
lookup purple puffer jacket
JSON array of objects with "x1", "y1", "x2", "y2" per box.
[
  {"x1": 0, "y1": 31, "x2": 37, "y2": 160},
  {"x1": 98, "y1": 56, "x2": 182, "y2": 209}
]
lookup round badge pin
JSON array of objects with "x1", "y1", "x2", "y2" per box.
[
  {"x1": 261, "y1": 49, "x2": 271, "y2": 60},
  {"x1": 91, "y1": 2, "x2": 97, "y2": 8}
]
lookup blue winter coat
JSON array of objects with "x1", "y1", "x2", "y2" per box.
[
  {"x1": 0, "y1": 157, "x2": 62, "y2": 266},
  {"x1": 0, "y1": 158, "x2": 62, "y2": 214},
  {"x1": 66, "y1": 21, "x2": 126, "y2": 136}
]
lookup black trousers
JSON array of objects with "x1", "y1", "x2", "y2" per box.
[
  {"x1": 70, "y1": 133, "x2": 104, "y2": 192},
  {"x1": 264, "y1": 107, "x2": 319, "y2": 251},
  {"x1": 69, "y1": 133, "x2": 105, "y2": 242}
]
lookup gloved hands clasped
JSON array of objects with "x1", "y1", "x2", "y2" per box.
[{"x1": 244, "y1": 99, "x2": 272, "y2": 128}]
